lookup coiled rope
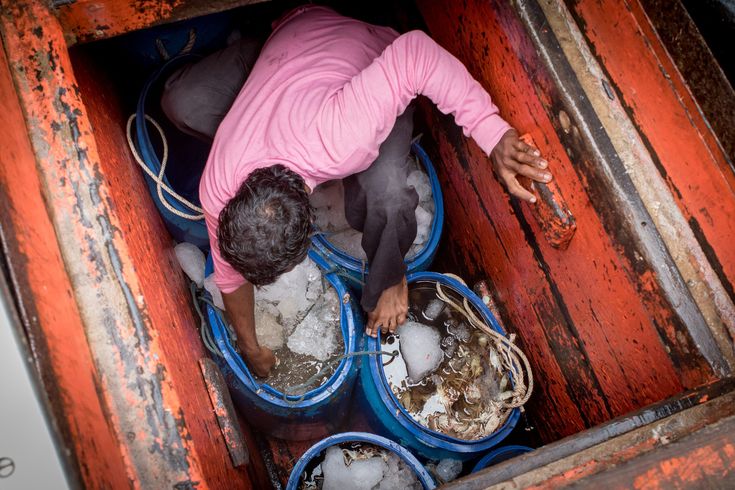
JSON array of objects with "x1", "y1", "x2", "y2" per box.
[
  {"x1": 435, "y1": 274, "x2": 533, "y2": 409},
  {"x1": 126, "y1": 113, "x2": 205, "y2": 220}
]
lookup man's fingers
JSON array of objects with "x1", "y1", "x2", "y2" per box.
[
  {"x1": 507, "y1": 177, "x2": 537, "y2": 203},
  {"x1": 513, "y1": 150, "x2": 548, "y2": 169},
  {"x1": 513, "y1": 139, "x2": 540, "y2": 157},
  {"x1": 513, "y1": 159, "x2": 553, "y2": 183},
  {"x1": 397, "y1": 313, "x2": 407, "y2": 327}
]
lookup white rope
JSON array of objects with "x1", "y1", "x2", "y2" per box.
[
  {"x1": 436, "y1": 273, "x2": 533, "y2": 410},
  {"x1": 126, "y1": 113, "x2": 205, "y2": 220}
]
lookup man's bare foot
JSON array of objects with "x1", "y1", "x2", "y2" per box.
[{"x1": 366, "y1": 277, "x2": 408, "y2": 337}]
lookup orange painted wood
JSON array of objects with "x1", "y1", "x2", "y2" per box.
[
  {"x1": 71, "y1": 47, "x2": 266, "y2": 488},
  {"x1": 54, "y1": 0, "x2": 265, "y2": 44},
  {"x1": 417, "y1": 0, "x2": 715, "y2": 441},
  {"x1": 568, "y1": 0, "x2": 735, "y2": 307},
  {"x1": 0, "y1": 39, "x2": 131, "y2": 489},
  {"x1": 0, "y1": 0, "x2": 262, "y2": 486}
]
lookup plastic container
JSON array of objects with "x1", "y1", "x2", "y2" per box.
[
  {"x1": 472, "y1": 445, "x2": 533, "y2": 473},
  {"x1": 203, "y1": 250, "x2": 363, "y2": 440},
  {"x1": 133, "y1": 54, "x2": 211, "y2": 248},
  {"x1": 357, "y1": 272, "x2": 520, "y2": 461},
  {"x1": 310, "y1": 142, "x2": 444, "y2": 292},
  {"x1": 286, "y1": 432, "x2": 436, "y2": 490}
]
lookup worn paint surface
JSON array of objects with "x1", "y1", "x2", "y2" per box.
[
  {"x1": 446, "y1": 379, "x2": 735, "y2": 489},
  {"x1": 447, "y1": 382, "x2": 735, "y2": 489},
  {"x1": 416, "y1": 0, "x2": 718, "y2": 442},
  {"x1": 0, "y1": 0, "x2": 260, "y2": 487},
  {"x1": 199, "y1": 358, "x2": 249, "y2": 468},
  {"x1": 527, "y1": 0, "x2": 735, "y2": 377},
  {"x1": 0, "y1": 35, "x2": 132, "y2": 490},
  {"x1": 54, "y1": 0, "x2": 268, "y2": 44},
  {"x1": 567, "y1": 0, "x2": 735, "y2": 328},
  {"x1": 519, "y1": 134, "x2": 576, "y2": 250}
]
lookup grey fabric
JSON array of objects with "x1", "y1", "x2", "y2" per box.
[
  {"x1": 161, "y1": 38, "x2": 262, "y2": 141},
  {"x1": 344, "y1": 106, "x2": 418, "y2": 311},
  {"x1": 162, "y1": 43, "x2": 419, "y2": 311}
]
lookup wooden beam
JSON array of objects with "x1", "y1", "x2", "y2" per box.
[{"x1": 53, "y1": 0, "x2": 270, "y2": 45}]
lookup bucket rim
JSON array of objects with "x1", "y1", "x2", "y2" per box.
[
  {"x1": 310, "y1": 141, "x2": 444, "y2": 273},
  {"x1": 366, "y1": 271, "x2": 521, "y2": 451},
  {"x1": 285, "y1": 431, "x2": 437, "y2": 490},
  {"x1": 472, "y1": 445, "x2": 533, "y2": 473},
  {"x1": 204, "y1": 249, "x2": 359, "y2": 407}
]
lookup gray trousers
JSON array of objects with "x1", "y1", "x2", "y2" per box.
[{"x1": 162, "y1": 39, "x2": 418, "y2": 311}]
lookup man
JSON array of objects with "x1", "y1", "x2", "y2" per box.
[{"x1": 162, "y1": 5, "x2": 551, "y2": 377}]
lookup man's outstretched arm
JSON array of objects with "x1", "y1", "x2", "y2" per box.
[
  {"x1": 222, "y1": 282, "x2": 276, "y2": 378},
  {"x1": 322, "y1": 30, "x2": 551, "y2": 201}
]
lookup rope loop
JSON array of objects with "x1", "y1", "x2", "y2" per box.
[
  {"x1": 126, "y1": 113, "x2": 205, "y2": 221},
  {"x1": 435, "y1": 281, "x2": 533, "y2": 409}
]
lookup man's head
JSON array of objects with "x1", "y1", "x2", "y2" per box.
[{"x1": 218, "y1": 165, "x2": 313, "y2": 286}]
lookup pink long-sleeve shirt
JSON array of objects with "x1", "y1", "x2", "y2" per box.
[{"x1": 201, "y1": 6, "x2": 512, "y2": 293}]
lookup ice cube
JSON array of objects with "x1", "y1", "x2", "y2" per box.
[
  {"x1": 398, "y1": 321, "x2": 444, "y2": 382},
  {"x1": 174, "y1": 242, "x2": 206, "y2": 287},
  {"x1": 414, "y1": 205, "x2": 432, "y2": 246},
  {"x1": 322, "y1": 446, "x2": 386, "y2": 490},
  {"x1": 423, "y1": 298, "x2": 445, "y2": 321},
  {"x1": 328, "y1": 229, "x2": 367, "y2": 260},
  {"x1": 376, "y1": 452, "x2": 421, "y2": 490},
  {"x1": 407, "y1": 168, "x2": 432, "y2": 206},
  {"x1": 436, "y1": 459, "x2": 463, "y2": 483},
  {"x1": 256, "y1": 258, "x2": 323, "y2": 325},
  {"x1": 203, "y1": 274, "x2": 225, "y2": 310},
  {"x1": 254, "y1": 307, "x2": 285, "y2": 350},
  {"x1": 286, "y1": 288, "x2": 340, "y2": 361}
]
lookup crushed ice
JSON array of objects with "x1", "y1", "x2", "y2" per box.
[
  {"x1": 196, "y1": 253, "x2": 343, "y2": 391},
  {"x1": 310, "y1": 156, "x2": 434, "y2": 260},
  {"x1": 306, "y1": 444, "x2": 421, "y2": 490}
]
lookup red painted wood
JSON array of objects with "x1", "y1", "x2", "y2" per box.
[
  {"x1": 0, "y1": 38, "x2": 131, "y2": 489},
  {"x1": 71, "y1": 47, "x2": 267, "y2": 488},
  {"x1": 569, "y1": 0, "x2": 735, "y2": 305},
  {"x1": 416, "y1": 0, "x2": 715, "y2": 441}
]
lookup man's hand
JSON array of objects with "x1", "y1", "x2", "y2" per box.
[
  {"x1": 243, "y1": 344, "x2": 277, "y2": 378},
  {"x1": 366, "y1": 277, "x2": 408, "y2": 338},
  {"x1": 490, "y1": 129, "x2": 551, "y2": 202},
  {"x1": 222, "y1": 283, "x2": 276, "y2": 378}
]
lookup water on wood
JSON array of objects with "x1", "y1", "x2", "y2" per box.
[{"x1": 381, "y1": 281, "x2": 513, "y2": 440}]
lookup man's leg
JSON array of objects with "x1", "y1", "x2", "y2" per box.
[
  {"x1": 160, "y1": 37, "x2": 261, "y2": 141},
  {"x1": 343, "y1": 106, "x2": 418, "y2": 322}
]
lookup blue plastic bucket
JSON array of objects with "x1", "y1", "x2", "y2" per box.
[
  {"x1": 472, "y1": 445, "x2": 533, "y2": 473},
  {"x1": 203, "y1": 250, "x2": 363, "y2": 440},
  {"x1": 310, "y1": 143, "x2": 444, "y2": 292},
  {"x1": 133, "y1": 54, "x2": 210, "y2": 249},
  {"x1": 286, "y1": 432, "x2": 436, "y2": 489},
  {"x1": 357, "y1": 272, "x2": 520, "y2": 461}
]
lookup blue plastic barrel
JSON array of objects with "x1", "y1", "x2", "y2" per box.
[
  {"x1": 286, "y1": 432, "x2": 436, "y2": 490},
  {"x1": 357, "y1": 272, "x2": 520, "y2": 461},
  {"x1": 203, "y1": 250, "x2": 362, "y2": 440},
  {"x1": 472, "y1": 445, "x2": 533, "y2": 473},
  {"x1": 134, "y1": 54, "x2": 210, "y2": 249},
  {"x1": 310, "y1": 143, "x2": 444, "y2": 292}
]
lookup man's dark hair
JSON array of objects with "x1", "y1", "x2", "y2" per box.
[{"x1": 218, "y1": 165, "x2": 313, "y2": 286}]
